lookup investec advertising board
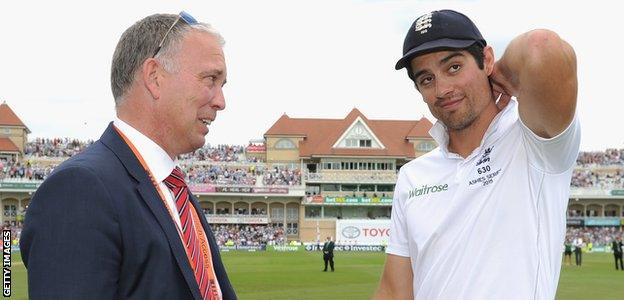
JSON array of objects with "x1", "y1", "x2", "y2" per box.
[{"x1": 336, "y1": 220, "x2": 390, "y2": 245}]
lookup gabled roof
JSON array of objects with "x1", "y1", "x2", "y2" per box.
[
  {"x1": 332, "y1": 115, "x2": 385, "y2": 149},
  {"x1": 0, "y1": 138, "x2": 20, "y2": 152},
  {"x1": 0, "y1": 102, "x2": 31, "y2": 133},
  {"x1": 406, "y1": 117, "x2": 433, "y2": 138},
  {"x1": 265, "y1": 108, "x2": 433, "y2": 158}
]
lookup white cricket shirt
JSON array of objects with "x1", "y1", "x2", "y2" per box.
[{"x1": 387, "y1": 99, "x2": 580, "y2": 299}]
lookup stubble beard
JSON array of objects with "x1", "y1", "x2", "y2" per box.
[{"x1": 435, "y1": 101, "x2": 478, "y2": 131}]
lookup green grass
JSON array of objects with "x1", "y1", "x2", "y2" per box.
[
  {"x1": 8, "y1": 252, "x2": 28, "y2": 300},
  {"x1": 222, "y1": 251, "x2": 384, "y2": 299},
  {"x1": 9, "y1": 251, "x2": 624, "y2": 299},
  {"x1": 557, "y1": 253, "x2": 624, "y2": 300}
]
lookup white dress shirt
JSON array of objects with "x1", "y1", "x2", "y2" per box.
[{"x1": 113, "y1": 118, "x2": 182, "y2": 229}]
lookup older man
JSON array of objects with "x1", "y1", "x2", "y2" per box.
[{"x1": 21, "y1": 12, "x2": 236, "y2": 299}]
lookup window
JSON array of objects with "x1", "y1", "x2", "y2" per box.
[
  {"x1": 324, "y1": 206, "x2": 342, "y2": 219},
  {"x1": 287, "y1": 222, "x2": 298, "y2": 234},
  {"x1": 271, "y1": 207, "x2": 284, "y2": 219},
  {"x1": 417, "y1": 141, "x2": 435, "y2": 151},
  {"x1": 346, "y1": 139, "x2": 358, "y2": 147},
  {"x1": 322, "y1": 184, "x2": 340, "y2": 191},
  {"x1": 368, "y1": 207, "x2": 392, "y2": 219},
  {"x1": 359, "y1": 139, "x2": 372, "y2": 147},
  {"x1": 376, "y1": 162, "x2": 394, "y2": 170},
  {"x1": 305, "y1": 206, "x2": 321, "y2": 218},
  {"x1": 275, "y1": 139, "x2": 296, "y2": 149},
  {"x1": 360, "y1": 185, "x2": 375, "y2": 192},
  {"x1": 345, "y1": 138, "x2": 373, "y2": 148},
  {"x1": 377, "y1": 184, "x2": 394, "y2": 192},
  {"x1": 287, "y1": 207, "x2": 298, "y2": 220},
  {"x1": 341, "y1": 184, "x2": 357, "y2": 191},
  {"x1": 306, "y1": 185, "x2": 320, "y2": 195}
]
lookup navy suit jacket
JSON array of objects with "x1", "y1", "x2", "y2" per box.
[{"x1": 21, "y1": 123, "x2": 237, "y2": 299}]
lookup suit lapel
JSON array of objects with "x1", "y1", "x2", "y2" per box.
[{"x1": 99, "y1": 123, "x2": 202, "y2": 299}]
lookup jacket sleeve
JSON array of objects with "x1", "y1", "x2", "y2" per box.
[{"x1": 20, "y1": 166, "x2": 121, "y2": 299}]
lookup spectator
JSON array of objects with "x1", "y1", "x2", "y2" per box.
[{"x1": 211, "y1": 224, "x2": 285, "y2": 246}]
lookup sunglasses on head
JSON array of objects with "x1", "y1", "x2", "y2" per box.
[{"x1": 152, "y1": 11, "x2": 198, "y2": 58}]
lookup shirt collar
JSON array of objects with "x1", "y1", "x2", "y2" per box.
[
  {"x1": 113, "y1": 118, "x2": 176, "y2": 183},
  {"x1": 428, "y1": 98, "x2": 519, "y2": 158}
]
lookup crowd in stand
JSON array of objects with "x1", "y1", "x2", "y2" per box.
[
  {"x1": 202, "y1": 207, "x2": 267, "y2": 215},
  {"x1": 25, "y1": 139, "x2": 249, "y2": 163},
  {"x1": 0, "y1": 157, "x2": 302, "y2": 186},
  {"x1": 3, "y1": 219, "x2": 623, "y2": 249},
  {"x1": 263, "y1": 166, "x2": 302, "y2": 186},
  {"x1": 19, "y1": 139, "x2": 624, "y2": 167},
  {"x1": 184, "y1": 164, "x2": 258, "y2": 185},
  {"x1": 571, "y1": 169, "x2": 624, "y2": 189},
  {"x1": 4, "y1": 222, "x2": 287, "y2": 247},
  {"x1": 181, "y1": 164, "x2": 301, "y2": 186},
  {"x1": 576, "y1": 148, "x2": 624, "y2": 166},
  {"x1": 567, "y1": 226, "x2": 622, "y2": 247},
  {"x1": 178, "y1": 144, "x2": 245, "y2": 162},
  {"x1": 5, "y1": 140, "x2": 624, "y2": 189},
  {"x1": 24, "y1": 138, "x2": 93, "y2": 158},
  {"x1": 211, "y1": 224, "x2": 285, "y2": 246},
  {"x1": 0, "y1": 159, "x2": 55, "y2": 180}
]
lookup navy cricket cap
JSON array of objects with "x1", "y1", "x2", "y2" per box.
[{"x1": 395, "y1": 10, "x2": 486, "y2": 72}]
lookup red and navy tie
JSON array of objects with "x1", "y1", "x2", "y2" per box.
[{"x1": 164, "y1": 167, "x2": 217, "y2": 300}]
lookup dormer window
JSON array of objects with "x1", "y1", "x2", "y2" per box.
[{"x1": 333, "y1": 117, "x2": 385, "y2": 149}]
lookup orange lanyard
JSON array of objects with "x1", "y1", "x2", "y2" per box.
[
  {"x1": 114, "y1": 126, "x2": 185, "y2": 236},
  {"x1": 113, "y1": 126, "x2": 216, "y2": 276}
]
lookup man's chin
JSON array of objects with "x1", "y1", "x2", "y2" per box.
[
  {"x1": 191, "y1": 138, "x2": 206, "y2": 152},
  {"x1": 442, "y1": 117, "x2": 474, "y2": 131}
]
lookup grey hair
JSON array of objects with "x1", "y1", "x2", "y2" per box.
[{"x1": 110, "y1": 13, "x2": 225, "y2": 106}]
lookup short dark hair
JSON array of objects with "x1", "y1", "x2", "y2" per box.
[
  {"x1": 407, "y1": 43, "x2": 485, "y2": 82},
  {"x1": 464, "y1": 43, "x2": 485, "y2": 69}
]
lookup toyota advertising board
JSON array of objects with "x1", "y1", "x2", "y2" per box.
[{"x1": 336, "y1": 219, "x2": 391, "y2": 245}]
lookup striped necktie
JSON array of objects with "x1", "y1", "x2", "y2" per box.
[{"x1": 164, "y1": 167, "x2": 218, "y2": 300}]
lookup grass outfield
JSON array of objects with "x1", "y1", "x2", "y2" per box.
[{"x1": 9, "y1": 251, "x2": 624, "y2": 299}]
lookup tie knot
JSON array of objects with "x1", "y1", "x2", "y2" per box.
[
  {"x1": 172, "y1": 166, "x2": 185, "y2": 178},
  {"x1": 164, "y1": 166, "x2": 187, "y2": 189}
]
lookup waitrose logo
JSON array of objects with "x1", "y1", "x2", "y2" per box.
[{"x1": 408, "y1": 184, "x2": 449, "y2": 199}]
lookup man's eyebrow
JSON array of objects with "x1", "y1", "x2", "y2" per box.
[
  {"x1": 199, "y1": 69, "x2": 224, "y2": 78},
  {"x1": 412, "y1": 52, "x2": 466, "y2": 80},
  {"x1": 439, "y1": 52, "x2": 465, "y2": 64},
  {"x1": 412, "y1": 69, "x2": 427, "y2": 81}
]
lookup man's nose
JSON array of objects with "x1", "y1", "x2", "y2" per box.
[
  {"x1": 435, "y1": 77, "x2": 453, "y2": 99},
  {"x1": 211, "y1": 86, "x2": 226, "y2": 111}
]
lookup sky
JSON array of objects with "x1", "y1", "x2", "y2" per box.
[{"x1": 0, "y1": 0, "x2": 619, "y2": 152}]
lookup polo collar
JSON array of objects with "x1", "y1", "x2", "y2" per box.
[{"x1": 429, "y1": 98, "x2": 519, "y2": 158}]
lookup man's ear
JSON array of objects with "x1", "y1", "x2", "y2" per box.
[
  {"x1": 142, "y1": 58, "x2": 163, "y2": 100},
  {"x1": 483, "y1": 45, "x2": 495, "y2": 75}
]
